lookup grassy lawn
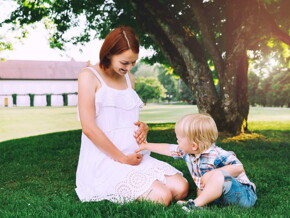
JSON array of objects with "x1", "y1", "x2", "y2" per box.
[
  {"x1": 0, "y1": 106, "x2": 81, "y2": 142},
  {"x1": 0, "y1": 120, "x2": 289, "y2": 217},
  {"x1": 1, "y1": 105, "x2": 290, "y2": 142}
]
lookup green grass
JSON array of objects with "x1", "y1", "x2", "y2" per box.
[
  {"x1": 0, "y1": 106, "x2": 81, "y2": 142},
  {"x1": 1, "y1": 105, "x2": 290, "y2": 142},
  {"x1": 0, "y1": 121, "x2": 289, "y2": 217}
]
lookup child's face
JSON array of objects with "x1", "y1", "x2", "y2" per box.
[{"x1": 175, "y1": 129, "x2": 198, "y2": 154}]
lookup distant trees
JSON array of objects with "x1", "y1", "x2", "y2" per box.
[
  {"x1": 133, "y1": 60, "x2": 289, "y2": 107},
  {"x1": 270, "y1": 70, "x2": 290, "y2": 107},
  {"x1": 178, "y1": 80, "x2": 196, "y2": 104},
  {"x1": 135, "y1": 77, "x2": 166, "y2": 105},
  {"x1": 157, "y1": 65, "x2": 177, "y2": 102},
  {"x1": 248, "y1": 47, "x2": 290, "y2": 108},
  {"x1": 248, "y1": 69, "x2": 290, "y2": 107},
  {"x1": 133, "y1": 62, "x2": 196, "y2": 104}
]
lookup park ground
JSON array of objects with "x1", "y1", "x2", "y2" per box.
[
  {"x1": 0, "y1": 105, "x2": 289, "y2": 217},
  {"x1": 1, "y1": 104, "x2": 290, "y2": 142}
]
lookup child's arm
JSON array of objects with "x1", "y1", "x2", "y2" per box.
[
  {"x1": 219, "y1": 164, "x2": 244, "y2": 177},
  {"x1": 200, "y1": 149, "x2": 245, "y2": 188},
  {"x1": 201, "y1": 164, "x2": 244, "y2": 186},
  {"x1": 136, "y1": 142, "x2": 172, "y2": 156}
]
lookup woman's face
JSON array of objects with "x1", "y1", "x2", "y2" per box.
[{"x1": 109, "y1": 49, "x2": 138, "y2": 75}]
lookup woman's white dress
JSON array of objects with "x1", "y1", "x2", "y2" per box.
[{"x1": 75, "y1": 67, "x2": 181, "y2": 203}]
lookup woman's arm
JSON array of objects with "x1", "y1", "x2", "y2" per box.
[
  {"x1": 78, "y1": 69, "x2": 142, "y2": 165},
  {"x1": 128, "y1": 72, "x2": 149, "y2": 144}
]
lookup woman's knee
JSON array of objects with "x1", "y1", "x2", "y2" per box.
[
  {"x1": 139, "y1": 180, "x2": 173, "y2": 206},
  {"x1": 157, "y1": 186, "x2": 173, "y2": 206},
  {"x1": 175, "y1": 176, "x2": 189, "y2": 200},
  {"x1": 166, "y1": 174, "x2": 189, "y2": 200}
]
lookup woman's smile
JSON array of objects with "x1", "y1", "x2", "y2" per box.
[{"x1": 119, "y1": 68, "x2": 128, "y2": 74}]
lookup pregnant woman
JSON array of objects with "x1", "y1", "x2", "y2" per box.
[{"x1": 75, "y1": 26, "x2": 188, "y2": 205}]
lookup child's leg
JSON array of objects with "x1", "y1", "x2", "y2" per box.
[
  {"x1": 218, "y1": 176, "x2": 257, "y2": 208},
  {"x1": 193, "y1": 170, "x2": 257, "y2": 208},
  {"x1": 194, "y1": 170, "x2": 225, "y2": 207}
]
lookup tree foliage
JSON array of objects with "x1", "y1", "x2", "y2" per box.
[
  {"x1": 2, "y1": 0, "x2": 290, "y2": 134},
  {"x1": 131, "y1": 61, "x2": 158, "y2": 78},
  {"x1": 135, "y1": 77, "x2": 166, "y2": 104},
  {"x1": 248, "y1": 69, "x2": 290, "y2": 107},
  {"x1": 178, "y1": 79, "x2": 196, "y2": 104},
  {"x1": 157, "y1": 65, "x2": 178, "y2": 102}
]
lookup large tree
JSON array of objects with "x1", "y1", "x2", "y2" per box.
[{"x1": 2, "y1": 0, "x2": 290, "y2": 134}]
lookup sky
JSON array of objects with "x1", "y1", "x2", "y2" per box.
[{"x1": 0, "y1": 1, "x2": 153, "y2": 63}]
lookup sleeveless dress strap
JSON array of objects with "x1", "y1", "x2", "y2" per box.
[
  {"x1": 85, "y1": 67, "x2": 107, "y2": 87},
  {"x1": 125, "y1": 73, "x2": 132, "y2": 89}
]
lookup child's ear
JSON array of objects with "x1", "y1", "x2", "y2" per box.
[{"x1": 191, "y1": 142, "x2": 199, "y2": 151}]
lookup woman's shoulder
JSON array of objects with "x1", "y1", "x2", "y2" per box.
[
  {"x1": 78, "y1": 67, "x2": 101, "y2": 90},
  {"x1": 78, "y1": 68, "x2": 91, "y2": 80},
  {"x1": 78, "y1": 67, "x2": 96, "y2": 79}
]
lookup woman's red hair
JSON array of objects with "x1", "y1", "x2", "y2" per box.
[{"x1": 99, "y1": 26, "x2": 140, "y2": 69}]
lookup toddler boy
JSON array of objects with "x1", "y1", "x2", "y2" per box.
[{"x1": 137, "y1": 113, "x2": 257, "y2": 211}]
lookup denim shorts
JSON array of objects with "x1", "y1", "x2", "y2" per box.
[{"x1": 212, "y1": 171, "x2": 257, "y2": 208}]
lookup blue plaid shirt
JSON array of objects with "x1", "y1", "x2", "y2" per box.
[{"x1": 169, "y1": 144, "x2": 256, "y2": 191}]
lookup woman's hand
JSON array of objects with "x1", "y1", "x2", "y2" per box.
[
  {"x1": 121, "y1": 153, "x2": 143, "y2": 165},
  {"x1": 134, "y1": 121, "x2": 149, "y2": 144}
]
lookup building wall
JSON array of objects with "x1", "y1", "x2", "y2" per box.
[{"x1": 0, "y1": 80, "x2": 78, "y2": 107}]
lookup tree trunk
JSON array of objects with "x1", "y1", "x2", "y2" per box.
[
  {"x1": 130, "y1": 0, "x2": 289, "y2": 135},
  {"x1": 132, "y1": 0, "x2": 251, "y2": 135}
]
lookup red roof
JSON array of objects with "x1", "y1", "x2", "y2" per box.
[{"x1": 0, "y1": 59, "x2": 87, "y2": 80}]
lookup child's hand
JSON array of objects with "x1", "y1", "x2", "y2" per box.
[{"x1": 135, "y1": 142, "x2": 147, "y2": 153}]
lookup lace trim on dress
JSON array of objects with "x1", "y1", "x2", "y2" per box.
[{"x1": 80, "y1": 164, "x2": 181, "y2": 203}]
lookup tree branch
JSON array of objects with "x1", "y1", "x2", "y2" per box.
[
  {"x1": 130, "y1": 1, "x2": 189, "y2": 83},
  {"x1": 132, "y1": 0, "x2": 220, "y2": 111},
  {"x1": 259, "y1": 2, "x2": 290, "y2": 46},
  {"x1": 240, "y1": 0, "x2": 290, "y2": 48},
  {"x1": 186, "y1": 0, "x2": 224, "y2": 79}
]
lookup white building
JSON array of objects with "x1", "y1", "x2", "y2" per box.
[{"x1": 0, "y1": 59, "x2": 86, "y2": 107}]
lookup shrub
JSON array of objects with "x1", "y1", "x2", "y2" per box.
[
  {"x1": 28, "y1": 94, "x2": 35, "y2": 107},
  {"x1": 46, "y1": 94, "x2": 52, "y2": 106},
  {"x1": 62, "y1": 93, "x2": 68, "y2": 106},
  {"x1": 12, "y1": 93, "x2": 17, "y2": 106}
]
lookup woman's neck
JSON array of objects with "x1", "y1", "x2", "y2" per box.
[{"x1": 97, "y1": 64, "x2": 122, "y2": 80}]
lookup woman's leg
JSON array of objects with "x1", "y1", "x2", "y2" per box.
[
  {"x1": 165, "y1": 174, "x2": 189, "y2": 200},
  {"x1": 138, "y1": 180, "x2": 173, "y2": 206}
]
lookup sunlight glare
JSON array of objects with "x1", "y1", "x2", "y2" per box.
[{"x1": 268, "y1": 58, "x2": 279, "y2": 67}]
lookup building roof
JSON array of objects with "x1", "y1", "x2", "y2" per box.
[{"x1": 0, "y1": 59, "x2": 87, "y2": 80}]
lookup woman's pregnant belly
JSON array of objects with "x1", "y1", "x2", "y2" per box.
[{"x1": 105, "y1": 126, "x2": 139, "y2": 155}]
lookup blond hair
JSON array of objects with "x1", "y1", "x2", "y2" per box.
[{"x1": 175, "y1": 113, "x2": 218, "y2": 152}]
